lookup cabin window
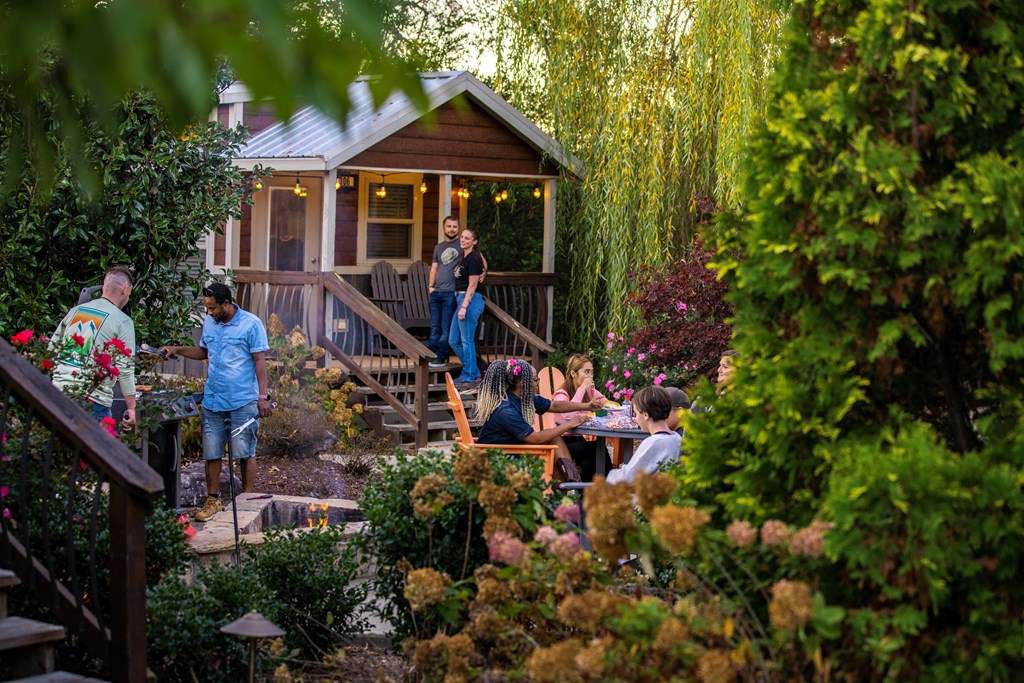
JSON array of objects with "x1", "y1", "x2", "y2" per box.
[{"x1": 358, "y1": 172, "x2": 423, "y2": 266}]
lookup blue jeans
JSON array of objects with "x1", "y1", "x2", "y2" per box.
[
  {"x1": 84, "y1": 400, "x2": 112, "y2": 421},
  {"x1": 449, "y1": 293, "x2": 484, "y2": 382},
  {"x1": 428, "y1": 290, "x2": 457, "y2": 361},
  {"x1": 202, "y1": 400, "x2": 259, "y2": 461}
]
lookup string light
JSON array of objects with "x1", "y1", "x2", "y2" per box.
[
  {"x1": 420, "y1": 180, "x2": 428, "y2": 194},
  {"x1": 254, "y1": 179, "x2": 263, "y2": 191},
  {"x1": 293, "y1": 177, "x2": 302, "y2": 196},
  {"x1": 500, "y1": 189, "x2": 508, "y2": 201},
  {"x1": 375, "y1": 183, "x2": 387, "y2": 199},
  {"x1": 533, "y1": 184, "x2": 542, "y2": 199},
  {"x1": 335, "y1": 177, "x2": 341, "y2": 190},
  {"x1": 494, "y1": 191, "x2": 503, "y2": 203}
]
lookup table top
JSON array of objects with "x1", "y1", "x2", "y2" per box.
[{"x1": 571, "y1": 424, "x2": 649, "y2": 440}]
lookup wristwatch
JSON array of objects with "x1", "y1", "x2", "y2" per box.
[{"x1": 259, "y1": 394, "x2": 272, "y2": 401}]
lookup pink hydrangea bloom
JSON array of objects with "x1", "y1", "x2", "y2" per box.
[
  {"x1": 726, "y1": 520, "x2": 757, "y2": 548},
  {"x1": 761, "y1": 520, "x2": 790, "y2": 546},
  {"x1": 488, "y1": 532, "x2": 531, "y2": 568},
  {"x1": 789, "y1": 520, "x2": 833, "y2": 558},
  {"x1": 534, "y1": 526, "x2": 558, "y2": 546},
  {"x1": 550, "y1": 533, "x2": 580, "y2": 562},
  {"x1": 554, "y1": 502, "x2": 581, "y2": 524}
]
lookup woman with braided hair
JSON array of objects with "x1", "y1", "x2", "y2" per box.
[{"x1": 476, "y1": 359, "x2": 605, "y2": 482}]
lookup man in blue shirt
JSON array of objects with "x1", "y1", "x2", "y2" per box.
[{"x1": 162, "y1": 283, "x2": 272, "y2": 521}]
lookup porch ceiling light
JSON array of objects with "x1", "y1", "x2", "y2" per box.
[
  {"x1": 375, "y1": 182, "x2": 387, "y2": 199},
  {"x1": 457, "y1": 179, "x2": 470, "y2": 199}
]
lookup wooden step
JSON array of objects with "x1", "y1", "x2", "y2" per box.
[
  {"x1": 0, "y1": 617, "x2": 64, "y2": 653},
  {"x1": 0, "y1": 617, "x2": 64, "y2": 679},
  {"x1": 8, "y1": 672, "x2": 108, "y2": 682},
  {"x1": 0, "y1": 569, "x2": 20, "y2": 619}
]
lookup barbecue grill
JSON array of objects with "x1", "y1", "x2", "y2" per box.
[{"x1": 113, "y1": 389, "x2": 202, "y2": 510}]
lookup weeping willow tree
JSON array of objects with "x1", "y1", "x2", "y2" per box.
[{"x1": 482, "y1": 0, "x2": 783, "y2": 346}]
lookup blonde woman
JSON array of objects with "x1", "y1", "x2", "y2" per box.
[{"x1": 552, "y1": 353, "x2": 611, "y2": 480}]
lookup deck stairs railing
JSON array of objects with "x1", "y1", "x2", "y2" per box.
[
  {"x1": 234, "y1": 271, "x2": 555, "y2": 447},
  {"x1": 0, "y1": 339, "x2": 164, "y2": 683}
]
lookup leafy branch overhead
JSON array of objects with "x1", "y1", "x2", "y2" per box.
[{"x1": 0, "y1": 0, "x2": 426, "y2": 191}]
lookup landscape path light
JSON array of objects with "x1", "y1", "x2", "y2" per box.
[{"x1": 220, "y1": 609, "x2": 286, "y2": 683}]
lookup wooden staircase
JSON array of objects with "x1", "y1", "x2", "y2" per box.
[
  {"x1": 355, "y1": 361, "x2": 481, "y2": 445},
  {"x1": 0, "y1": 570, "x2": 107, "y2": 683}
]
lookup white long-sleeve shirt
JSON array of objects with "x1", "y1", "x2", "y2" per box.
[{"x1": 606, "y1": 431, "x2": 682, "y2": 484}]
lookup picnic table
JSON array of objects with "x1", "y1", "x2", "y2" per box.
[{"x1": 570, "y1": 421, "x2": 649, "y2": 477}]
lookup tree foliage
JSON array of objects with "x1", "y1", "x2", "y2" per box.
[
  {"x1": 682, "y1": 0, "x2": 1024, "y2": 676},
  {"x1": 0, "y1": 0, "x2": 424, "y2": 193},
  {"x1": 483, "y1": 0, "x2": 783, "y2": 347},
  {"x1": 0, "y1": 93, "x2": 255, "y2": 343}
]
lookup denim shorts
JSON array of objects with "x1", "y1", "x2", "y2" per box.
[{"x1": 202, "y1": 400, "x2": 259, "y2": 461}]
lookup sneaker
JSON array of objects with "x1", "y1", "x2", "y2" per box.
[
  {"x1": 194, "y1": 496, "x2": 222, "y2": 522},
  {"x1": 428, "y1": 359, "x2": 446, "y2": 368}
]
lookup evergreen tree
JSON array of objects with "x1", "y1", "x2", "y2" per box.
[{"x1": 683, "y1": 0, "x2": 1024, "y2": 677}]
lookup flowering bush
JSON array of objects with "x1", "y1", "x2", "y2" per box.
[
  {"x1": 258, "y1": 314, "x2": 360, "y2": 456},
  {"x1": 359, "y1": 440, "x2": 844, "y2": 681},
  {"x1": 603, "y1": 236, "x2": 732, "y2": 398}
]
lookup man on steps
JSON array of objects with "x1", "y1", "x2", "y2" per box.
[
  {"x1": 427, "y1": 215, "x2": 487, "y2": 369},
  {"x1": 161, "y1": 282, "x2": 272, "y2": 522}
]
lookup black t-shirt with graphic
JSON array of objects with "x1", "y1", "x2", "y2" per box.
[{"x1": 454, "y1": 251, "x2": 484, "y2": 291}]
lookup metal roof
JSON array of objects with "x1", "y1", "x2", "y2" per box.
[{"x1": 231, "y1": 71, "x2": 583, "y2": 178}]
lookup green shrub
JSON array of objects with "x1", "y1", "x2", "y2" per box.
[
  {"x1": 147, "y1": 526, "x2": 366, "y2": 682},
  {"x1": 356, "y1": 447, "x2": 548, "y2": 640},
  {"x1": 680, "y1": 0, "x2": 1024, "y2": 676}
]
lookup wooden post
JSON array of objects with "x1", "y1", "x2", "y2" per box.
[
  {"x1": 415, "y1": 361, "x2": 429, "y2": 447},
  {"x1": 108, "y1": 486, "x2": 150, "y2": 683}
]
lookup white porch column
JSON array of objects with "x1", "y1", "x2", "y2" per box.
[
  {"x1": 321, "y1": 169, "x2": 337, "y2": 271},
  {"x1": 441, "y1": 174, "x2": 453, "y2": 239},
  {"x1": 223, "y1": 217, "x2": 235, "y2": 277},
  {"x1": 543, "y1": 179, "x2": 557, "y2": 343}
]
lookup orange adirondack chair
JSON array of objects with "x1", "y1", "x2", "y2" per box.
[
  {"x1": 534, "y1": 366, "x2": 565, "y2": 431},
  {"x1": 445, "y1": 372, "x2": 559, "y2": 482}
]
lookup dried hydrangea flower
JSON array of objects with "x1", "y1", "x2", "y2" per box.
[
  {"x1": 768, "y1": 579, "x2": 815, "y2": 631},
  {"x1": 650, "y1": 505, "x2": 711, "y2": 555},
  {"x1": 760, "y1": 519, "x2": 790, "y2": 546},
  {"x1": 403, "y1": 567, "x2": 450, "y2": 612},
  {"x1": 726, "y1": 520, "x2": 757, "y2": 548}
]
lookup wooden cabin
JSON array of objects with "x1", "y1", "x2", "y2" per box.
[{"x1": 205, "y1": 71, "x2": 583, "y2": 445}]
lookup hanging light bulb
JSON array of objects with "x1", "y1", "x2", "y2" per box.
[
  {"x1": 293, "y1": 177, "x2": 302, "y2": 196},
  {"x1": 299, "y1": 188, "x2": 308, "y2": 197},
  {"x1": 533, "y1": 184, "x2": 542, "y2": 199},
  {"x1": 254, "y1": 179, "x2": 263, "y2": 191},
  {"x1": 494, "y1": 191, "x2": 502, "y2": 203},
  {"x1": 376, "y1": 183, "x2": 387, "y2": 199},
  {"x1": 335, "y1": 177, "x2": 341, "y2": 190},
  {"x1": 420, "y1": 180, "x2": 428, "y2": 194},
  {"x1": 501, "y1": 188, "x2": 508, "y2": 201}
]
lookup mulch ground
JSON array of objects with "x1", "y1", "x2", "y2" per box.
[{"x1": 252, "y1": 453, "x2": 384, "y2": 500}]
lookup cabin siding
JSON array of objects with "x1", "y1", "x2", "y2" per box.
[
  {"x1": 243, "y1": 103, "x2": 277, "y2": 136},
  {"x1": 345, "y1": 101, "x2": 558, "y2": 177},
  {"x1": 334, "y1": 190, "x2": 359, "y2": 267}
]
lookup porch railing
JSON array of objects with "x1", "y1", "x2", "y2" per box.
[
  {"x1": 225, "y1": 270, "x2": 558, "y2": 445},
  {"x1": 480, "y1": 272, "x2": 559, "y2": 339},
  {"x1": 0, "y1": 339, "x2": 164, "y2": 683}
]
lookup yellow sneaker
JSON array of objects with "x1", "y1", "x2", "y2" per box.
[{"x1": 194, "y1": 496, "x2": 222, "y2": 522}]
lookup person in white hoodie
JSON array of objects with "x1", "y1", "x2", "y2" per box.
[{"x1": 606, "y1": 385, "x2": 682, "y2": 484}]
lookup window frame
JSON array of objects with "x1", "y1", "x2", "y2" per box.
[{"x1": 356, "y1": 171, "x2": 424, "y2": 266}]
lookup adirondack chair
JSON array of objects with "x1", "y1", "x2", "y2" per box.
[
  {"x1": 534, "y1": 366, "x2": 565, "y2": 431},
  {"x1": 445, "y1": 372, "x2": 559, "y2": 482},
  {"x1": 370, "y1": 261, "x2": 431, "y2": 331}
]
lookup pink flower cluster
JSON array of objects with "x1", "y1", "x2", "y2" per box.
[
  {"x1": 488, "y1": 532, "x2": 531, "y2": 568},
  {"x1": 553, "y1": 502, "x2": 581, "y2": 525}
]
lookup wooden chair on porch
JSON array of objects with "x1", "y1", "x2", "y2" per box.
[
  {"x1": 370, "y1": 261, "x2": 431, "y2": 331},
  {"x1": 445, "y1": 372, "x2": 558, "y2": 482}
]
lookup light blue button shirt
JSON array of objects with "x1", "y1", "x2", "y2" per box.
[{"x1": 199, "y1": 305, "x2": 270, "y2": 412}]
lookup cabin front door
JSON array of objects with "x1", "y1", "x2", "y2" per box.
[{"x1": 263, "y1": 182, "x2": 322, "y2": 272}]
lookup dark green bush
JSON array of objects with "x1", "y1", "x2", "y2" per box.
[
  {"x1": 147, "y1": 526, "x2": 366, "y2": 682},
  {"x1": 681, "y1": 0, "x2": 1024, "y2": 677}
]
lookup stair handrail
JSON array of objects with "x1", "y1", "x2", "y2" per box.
[
  {"x1": 0, "y1": 338, "x2": 163, "y2": 683},
  {"x1": 321, "y1": 273, "x2": 432, "y2": 445},
  {"x1": 481, "y1": 298, "x2": 555, "y2": 368}
]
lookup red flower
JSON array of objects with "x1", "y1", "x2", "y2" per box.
[
  {"x1": 71, "y1": 333, "x2": 85, "y2": 346},
  {"x1": 109, "y1": 366, "x2": 120, "y2": 377},
  {"x1": 100, "y1": 417, "x2": 117, "y2": 436},
  {"x1": 11, "y1": 330, "x2": 34, "y2": 345},
  {"x1": 39, "y1": 360, "x2": 54, "y2": 371},
  {"x1": 95, "y1": 353, "x2": 113, "y2": 369},
  {"x1": 105, "y1": 338, "x2": 131, "y2": 356}
]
